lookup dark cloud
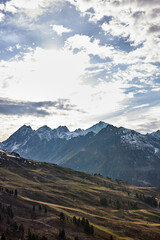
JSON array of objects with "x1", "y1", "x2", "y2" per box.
[
  {"x1": 136, "y1": 120, "x2": 160, "y2": 134},
  {"x1": 112, "y1": 1, "x2": 121, "y2": 6},
  {"x1": 132, "y1": 11, "x2": 145, "y2": 19},
  {"x1": 0, "y1": 98, "x2": 77, "y2": 116},
  {"x1": 121, "y1": 0, "x2": 160, "y2": 6},
  {"x1": 137, "y1": 0, "x2": 160, "y2": 6},
  {"x1": 148, "y1": 25, "x2": 160, "y2": 33},
  {"x1": 151, "y1": 8, "x2": 160, "y2": 18}
]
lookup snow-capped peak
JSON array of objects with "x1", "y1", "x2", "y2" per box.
[
  {"x1": 85, "y1": 121, "x2": 108, "y2": 134},
  {"x1": 52, "y1": 126, "x2": 69, "y2": 139},
  {"x1": 0, "y1": 121, "x2": 109, "y2": 147},
  {"x1": 36, "y1": 125, "x2": 52, "y2": 141},
  {"x1": 17, "y1": 125, "x2": 33, "y2": 136}
]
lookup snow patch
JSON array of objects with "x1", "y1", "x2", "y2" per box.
[
  {"x1": 6, "y1": 154, "x2": 16, "y2": 158},
  {"x1": 11, "y1": 143, "x2": 21, "y2": 151},
  {"x1": 0, "y1": 149, "x2": 5, "y2": 153},
  {"x1": 154, "y1": 148, "x2": 159, "y2": 154}
]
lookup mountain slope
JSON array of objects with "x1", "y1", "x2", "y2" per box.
[
  {"x1": 0, "y1": 122, "x2": 160, "y2": 186},
  {"x1": 0, "y1": 122, "x2": 107, "y2": 164},
  {"x1": 0, "y1": 149, "x2": 160, "y2": 240},
  {"x1": 62, "y1": 125, "x2": 160, "y2": 186}
]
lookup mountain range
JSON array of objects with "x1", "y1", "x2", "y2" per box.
[{"x1": 0, "y1": 121, "x2": 160, "y2": 186}]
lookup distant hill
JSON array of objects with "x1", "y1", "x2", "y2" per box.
[
  {"x1": 0, "y1": 149, "x2": 160, "y2": 240},
  {"x1": 0, "y1": 122, "x2": 160, "y2": 186}
]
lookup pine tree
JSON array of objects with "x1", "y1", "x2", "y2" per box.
[
  {"x1": 41, "y1": 236, "x2": 48, "y2": 240},
  {"x1": 84, "y1": 219, "x2": 90, "y2": 234},
  {"x1": 77, "y1": 218, "x2": 81, "y2": 226},
  {"x1": 27, "y1": 228, "x2": 32, "y2": 240},
  {"x1": 60, "y1": 212, "x2": 65, "y2": 221},
  {"x1": 15, "y1": 189, "x2": 18, "y2": 196},
  {"x1": 13, "y1": 221, "x2": 18, "y2": 231},
  {"x1": 73, "y1": 216, "x2": 77, "y2": 224},
  {"x1": 1, "y1": 233, "x2": 6, "y2": 240},
  {"x1": 58, "y1": 228, "x2": 65, "y2": 238},
  {"x1": 44, "y1": 206, "x2": 47, "y2": 213},
  {"x1": 81, "y1": 217, "x2": 85, "y2": 226},
  {"x1": 90, "y1": 225, "x2": 94, "y2": 235},
  {"x1": 19, "y1": 223, "x2": 24, "y2": 232}
]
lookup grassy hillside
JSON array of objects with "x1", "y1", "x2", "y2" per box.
[{"x1": 0, "y1": 149, "x2": 160, "y2": 240}]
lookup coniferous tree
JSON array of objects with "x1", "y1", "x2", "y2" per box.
[
  {"x1": 73, "y1": 216, "x2": 77, "y2": 224},
  {"x1": 44, "y1": 206, "x2": 47, "y2": 213},
  {"x1": 84, "y1": 219, "x2": 90, "y2": 234},
  {"x1": 81, "y1": 217, "x2": 85, "y2": 226},
  {"x1": 19, "y1": 223, "x2": 24, "y2": 238},
  {"x1": 77, "y1": 218, "x2": 81, "y2": 226},
  {"x1": 15, "y1": 189, "x2": 18, "y2": 196},
  {"x1": 41, "y1": 236, "x2": 48, "y2": 240},
  {"x1": 6, "y1": 228, "x2": 9, "y2": 234},
  {"x1": 58, "y1": 228, "x2": 65, "y2": 239},
  {"x1": 6, "y1": 217, "x2": 10, "y2": 224},
  {"x1": 1, "y1": 233, "x2": 6, "y2": 240},
  {"x1": 60, "y1": 212, "x2": 65, "y2": 221},
  {"x1": 90, "y1": 225, "x2": 94, "y2": 235},
  {"x1": 39, "y1": 205, "x2": 42, "y2": 211},
  {"x1": 27, "y1": 228, "x2": 32, "y2": 240},
  {"x1": 13, "y1": 221, "x2": 18, "y2": 231}
]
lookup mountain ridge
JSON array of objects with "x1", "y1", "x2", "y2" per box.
[{"x1": 0, "y1": 121, "x2": 160, "y2": 187}]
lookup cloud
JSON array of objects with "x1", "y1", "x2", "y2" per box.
[
  {"x1": 67, "y1": 0, "x2": 160, "y2": 60},
  {"x1": 51, "y1": 24, "x2": 72, "y2": 36},
  {"x1": 133, "y1": 104, "x2": 149, "y2": 109},
  {"x1": 4, "y1": 0, "x2": 64, "y2": 18},
  {"x1": 0, "y1": 4, "x2": 4, "y2": 11},
  {"x1": 0, "y1": 0, "x2": 159, "y2": 136},
  {"x1": 65, "y1": 34, "x2": 113, "y2": 59},
  {"x1": 0, "y1": 98, "x2": 77, "y2": 116},
  {"x1": 148, "y1": 25, "x2": 160, "y2": 33},
  {"x1": 0, "y1": 12, "x2": 4, "y2": 22},
  {"x1": 0, "y1": 46, "x2": 90, "y2": 100},
  {"x1": 0, "y1": 45, "x2": 130, "y2": 131}
]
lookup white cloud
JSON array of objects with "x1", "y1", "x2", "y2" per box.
[
  {"x1": 51, "y1": 24, "x2": 72, "y2": 36},
  {"x1": 4, "y1": 0, "x2": 64, "y2": 19},
  {"x1": 7, "y1": 46, "x2": 14, "y2": 52},
  {"x1": 133, "y1": 104, "x2": 149, "y2": 109},
  {"x1": 16, "y1": 44, "x2": 21, "y2": 49},
  {"x1": 0, "y1": 46, "x2": 130, "y2": 135},
  {"x1": 111, "y1": 104, "x2": 160, "y2": 134},
  {"x1": 67, "y1": 0, "x2": 160, "y2": 62},
  {"x1": 65, "y1": 34, "x2": 125, "y2": 63},
  {"x1": 0, "y1": 0, "x2": 160, "y2": 136},
  {"x1": 112, "y1": 63, "x2": 159, "y2": 86},
  {"x1": 0, "y1": 4, "x2": 4, "y2": 11},
  {"x1": 0, "y1": 12, "x2": 4, "y2": 22}
]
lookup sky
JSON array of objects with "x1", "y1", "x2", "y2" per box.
[{"x1": 0, "y1": 0, "x2": 160, "y2": 141}]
